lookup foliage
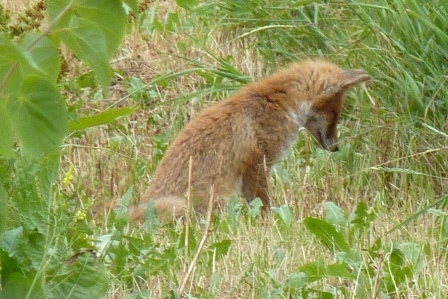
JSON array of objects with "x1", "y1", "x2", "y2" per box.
[
  {"x1": 302, "y1": 202, "x2": 426, "y2": 297},
  {"x1": 0, "y1": 0, "x2": 134, "y2": 298},
  {"x1": 1, "y1": 0, "x2": 448, "y2": 297}
]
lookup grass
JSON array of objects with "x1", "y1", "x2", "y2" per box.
[{"x1": 3, "y1": 0, "x2": 448, "y2": 297}]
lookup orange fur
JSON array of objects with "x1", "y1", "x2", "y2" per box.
[{"x1": 130, "y1": 60, "x2": 371, "y2": 220}]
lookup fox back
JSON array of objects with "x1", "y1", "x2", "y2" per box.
[{"x1": 130, "y1": 60, "x2": 371, "y2": 220}]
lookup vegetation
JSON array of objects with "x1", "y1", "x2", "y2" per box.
[{"x1": 1, "y1": 0, "x2": 447, "y2": 298}]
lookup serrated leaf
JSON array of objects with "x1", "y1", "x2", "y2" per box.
[
  {"x1": 8, "y1": 76, "x2": 67, "y2": 158},
  {"x1": 350, "y1": 202, "x2": 376, "y2": 233},
  {"x1": 68, "y1": 107, "x2": 136, "y2": 132},
  {"x1": 46, "y1": 253, "x2": 110, "y2": 298},
  {"x1": 303, "y1": 217, "x2": 350, "y2": 253},
  {"x1": 20, "y1": 32, "x2": 61, "y2": 84}
]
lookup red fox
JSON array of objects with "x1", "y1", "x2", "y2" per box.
[{"x1": 130, "y1": 60, "x2": 371, "y2": 220}]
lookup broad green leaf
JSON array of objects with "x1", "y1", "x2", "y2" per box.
[
  {"x1": 48, "y1": 0, "x2": 126, "y2": 57},
  {"x1": 0, "y1": 35, "x2": 25, "y2": 98},
  {"x1": 286, "y1": 272, "x2": 307, "y2": 292},
  {"x1": 176, "y1": 0, "x2": 200, "y2": 10},
  {"x1": 395, "y1": 242, "x2": 426, "y2": 272},
  {"x1": 1, "y1": 227, "x2": 23, "y2": 256},
  {"x1": 72, "y1": 0, "x2": 127, "y2": 57},
  {"x1": 0, "y1": 271, "x2": 44, "y2": 299},
  {"x1": 208, "y1": 239, "x2": 232, "y2": 261},
  {"x1": 272, "y1": 205, "x2": 294, "y2": 228},
  {"x1": 47, "y1": 0, "x2": 72, "y2": 29},
  {"x1": 0, "y1": 102, "x2": 15, "y2": 157},
  {"x1": 48, "y1": 0, "x2": 127, "y2": 86},
  {"x1": 68, "y1": 107, "x2": 136, "y2": 132},
  {"x1": 112, "y1": 187, "x2": 133, "y2": 231},
  {"x1": 13, "y1": 160, "x2": 49, "y2": 234},
  {"x1": 303, "y1": 217, "x2": 350, "y2": 253},
  {"x1": 299, "y1": 261, "x2": 355, "y2": 283},
  {"x1": 324, "y1": 202, "x2": 346, "y2": 232},
  {"x1": 20, "y1": 32, "x2": 61, "y2": 84},
  {"x1": 248, "y1": 197, "x2": 263, "y2": 218},
  {"x1": 8, "y1": 76, "x2": 67, "y2": 158},
  {"x1": 47, "y1": 253, "x2": 110, "y2": 298},
  {"x1": 0, "y1": 181, "x2": 6, "y2": 236},
  {"x1": 122, "y1": 0, "x2": 139, "y2": 14},
  {"x1": 56, "y1": 16, "x2": 111, "y2": 87},
  {"x1": 350, "y1": 202, "x2": 376, "y2": 236}
]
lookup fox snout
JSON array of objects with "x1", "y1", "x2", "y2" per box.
[
  {"x1": 313, "y1": 127, "x2": 339, "y2": 152},
  {"x1": 321, "y1": 135, "x2": 339, "y2": 152},
  {"x1": 304, "y1": 111, "x2": 340, "y2": 152}
]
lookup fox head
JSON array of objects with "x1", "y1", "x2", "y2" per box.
[{"x1": 296, "y1": 61, "x2": 371, "y2": 152}]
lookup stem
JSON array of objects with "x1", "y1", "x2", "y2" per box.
[{"x1": 178, "y1": 186, "x2": 215, "y2": 298}]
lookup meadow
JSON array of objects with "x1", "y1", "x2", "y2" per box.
[{"x1": 1, "y1": 0, "x2": 448, "y2": 298}]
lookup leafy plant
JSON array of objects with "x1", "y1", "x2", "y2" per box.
[
  {"x1": 301, "y1": 202, "x2": 427, "y2": 297},
  {"x1": 0, "y1": 0, "x2": 134, "y2": 297}
]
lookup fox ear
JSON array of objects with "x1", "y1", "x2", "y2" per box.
[{"x1": 340, "y1": 69, "x2": 371, "y2": 88}]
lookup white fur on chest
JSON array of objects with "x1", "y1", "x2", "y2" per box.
[{"x1": 274, "y1": 101, "x2": 311, "y2": 161}]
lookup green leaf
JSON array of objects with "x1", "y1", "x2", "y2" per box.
[
  {"x1": 272, "y1": 205, "x2": 294, "y2": 228},
  {"x1": 56, "y1": 16, "x2": 111, "y2": 87},
  {"x1": 0, "y1": 34, "x2": 25, "y2": 98},
  {"x1": 13, "y1": 157, "x2": 59, "y2": 235},
  {"x1": 176, "y1": 0, "x2": 200, "y2": 10},
  {"x1": 48, "y1": 0, "x2": 127, "y2": 87},
  {"x1": 248, "y1": 197, "x2": 263, "y2": 218},
  {"x1": 20, "y1": 32, "x2": 61, "y2": 84},
  {"x1": 8, "y1": 76, "x2": 67, "y2": 158},
  {"x1": 46, "y1": 253, "x2": 110, "y2": 298},
  {"x1": 303, "y1": 217, "x2": 350, "y2": 253},
  {"x1": 0, "y1": 102, "x2": 15, "y2": 157},
  {"x1": 0, "y1": 181, "x2": 6, "y2": 236},
  {"x1": 324, "y1": 202, "x2": 346, "y2": 232},
  {"x1": 72, "y1": 0, "x2": 127, "y2": 57},
  {"x1": 122, "y1": 0, "x2": 139, "y2": 14},
  {"x1": 286, "y1": 272, "x2": 307, "y2": 293},
  {"x1": 49, "y1": 0, "x2": 126, "y2": 57},
  {"x1": 299, "y1": 261, "x2": 354, "y2": 283},
  {"x1": 0, "y1": 271, "x2": 44, "y2": 299},
  {"x1": 1, "y1": 227, "x2": 23, "y2": 256},
  {"x1": 68, "y1": 107, "x2": 136, "y2": 132},
  {"x1": 350, "y1": 202, "x2": 376, "y2": 235},
  {"x1": 208, "y1": 239, "x2": 232, "y2": 261}
]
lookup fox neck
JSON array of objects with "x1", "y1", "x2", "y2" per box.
[{"x1": 287, "y1": 101, "x2": 312, "y2": 128}]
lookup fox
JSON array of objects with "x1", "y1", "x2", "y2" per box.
[{"x1": 130, "y1": 59, "x2": 371, "y2": 221}]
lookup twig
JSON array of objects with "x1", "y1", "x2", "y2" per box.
[
  {"x1": 183, "y1": 156, "x2": 193, "y2": 273},
  {"x1": 372, "y1": 250, "x2": 385, "y2": 299},
  {"x1": 178, "y1": 185, "x2": 215, "y2": 298}
]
